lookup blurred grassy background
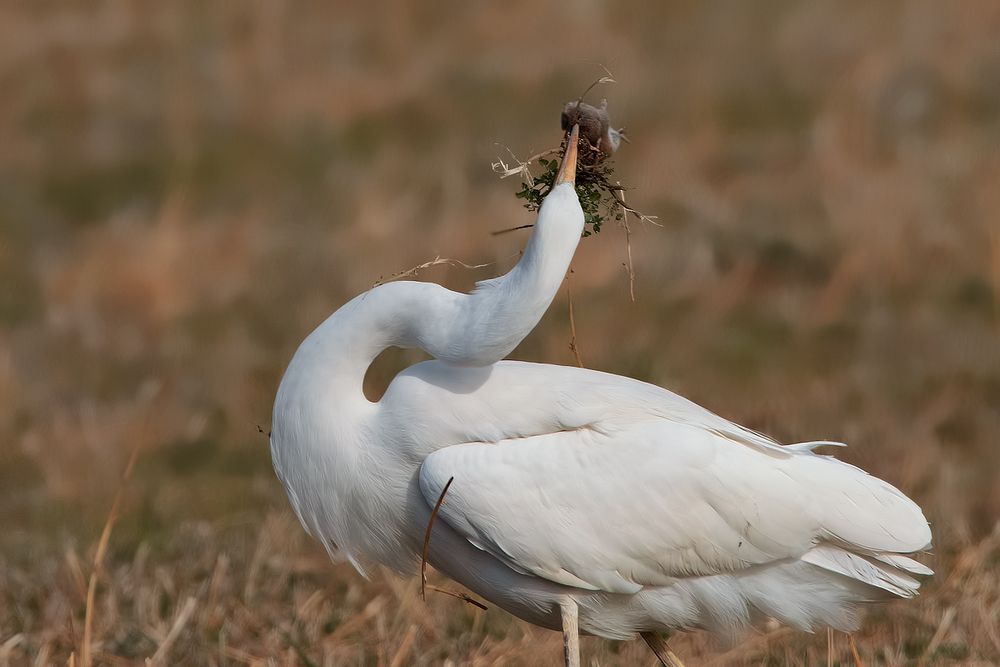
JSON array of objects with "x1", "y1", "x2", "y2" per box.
[{"x1": 1, "y1": 1, "x2": 999, "y2": 665}]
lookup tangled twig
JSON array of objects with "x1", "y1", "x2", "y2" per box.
[
  {"x1": 374, "y1": 256, "x2": 493, "y2": 287},
  {"x1": 617, "y1": 182, "x2": 637, "y2": 302},
  {"x1": 567, "y1": 276, "x2": 584, "y2": 367},
  {"x1": 425, "y1": 585, "x2": 488, "y2": 611},
  {"x1": 418, "y1": 477, "x2": 488, "y2": 611},
  {"x1": 492, "y1": 146, "x2": 561, "y2": 183}
]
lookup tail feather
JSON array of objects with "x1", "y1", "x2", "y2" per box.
[
  {"x1": 801, "y1": 544, "x2": 926, "y2": 599},
  {"x1": 793, "y1": 451, "x2": 932, "y2": 554},
  {"x1": 871, "y1": 552, "x2": 934, "y2": 576}
]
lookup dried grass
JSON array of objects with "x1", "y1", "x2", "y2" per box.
[{"x1": 2, "y1": 1, "x2": 999, "y2": 665}]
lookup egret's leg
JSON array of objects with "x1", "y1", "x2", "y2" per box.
[
  {"x1": 640, "y1": 631, "x2": 686, "y2": 667},
  {"x1": 559, "y1": 598, "x2": 580, "y2": 667}
]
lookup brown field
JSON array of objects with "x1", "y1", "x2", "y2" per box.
[{"x1": 1, "y1": 2, "x2": 999, "y2": 665}]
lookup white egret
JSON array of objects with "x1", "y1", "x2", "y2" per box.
[{"x1": 271, "y1": 125, "x2": 931, "y2": 666}]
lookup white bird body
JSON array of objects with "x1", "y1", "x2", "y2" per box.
[{"x1": 271, "y1": 131, "x2": 931, "y2": 654}]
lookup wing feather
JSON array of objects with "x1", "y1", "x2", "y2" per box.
[
  {"x1": 385, "y1": 359, "x2": 930, "y2": 594},
  {"x1": 418, "y1": 418, "x2": 930, "y2": 594}
]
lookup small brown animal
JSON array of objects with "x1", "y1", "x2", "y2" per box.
[{"x1": 561, "y1": 99, "x2": 626, "y2": 158}]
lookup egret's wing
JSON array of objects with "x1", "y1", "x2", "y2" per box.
[{"x1": 418, "y1": 416, "x2": 931, "y2": 595}]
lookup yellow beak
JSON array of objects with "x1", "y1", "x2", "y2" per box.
[{"x1": 554, "y1": 124, "x2": 579, "y2": 186}]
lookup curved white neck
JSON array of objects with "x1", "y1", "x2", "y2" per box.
[{"x1": 278, "y1": 183, "x2": 584, "y2": 407}]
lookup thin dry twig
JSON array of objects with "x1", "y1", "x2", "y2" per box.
[
  {"x1": 567, "y1": 277, "x2": 584, "y2": 367},
  {"x1": 64, "y1": 548, "x2": 87, "y2": 602},
  {"x1": 149, "y1": 596, "x2": 197, "y2": 665},
  {"x1": 417, "y1": 477, "x2": 487, "y2": 612},
  {"x1": 574, "y1": 66, "x2": 617, "y2": 106},
  {"x1": 640, "y1": 632, "x2": 685, "y2": 667},
  {"x1": 420, "y1": 476, "x2": 454, "y2": 602},
  {"x1": 374, "y1": 256, "x2": 494, "y2": 287},
  {"x1": 848, "y1": 633, "x2": 864, "y2": 667},
  {"x1": 389, "y1": 624, "x2": 419, "y2": 667},
  {"x1": 617, "y1": 181, "x2": 637, "y2": 302},
  {"x1": 609, "y1": 188, "x2": 661, "y2": 227},
  {"x1": 81, "y1": 416, "x2": 149, "y2": 667},
  {"x1": 0, "y1": 635, "x2": 25, "y2": 664},
  {"x1": 425, "y1": 585, "x2": 487, "y2": 611},
  {"x1": 491, "y1": 223, "x2": 535, "y2": 237},
  {"x1": 492, "y1": 146, "x2": 561, "y2": 182},
  {"x1": 919, "y1": 606, "x2": 956, "y2": 666}
]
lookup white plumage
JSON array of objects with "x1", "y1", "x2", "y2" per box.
[{"x1": 270, "y1": 126, "x2": 931, "y2": 663}]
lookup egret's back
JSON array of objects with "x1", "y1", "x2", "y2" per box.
[{"x1": 381, "y1": 359, "x2": 933, "y2": 638}]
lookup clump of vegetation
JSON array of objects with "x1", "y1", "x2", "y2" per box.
[
  {"x1": 513, "y1": 138, "x2": 621, "y2": 235},
  {"x1": 494, "y1": 93, "x2": 656, "y2": 237}
]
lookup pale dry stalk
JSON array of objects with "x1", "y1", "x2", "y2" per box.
[
  {"x1": 80, "y1": 426, "x2": 147, "y2": 667},
  {"x1": 374, "y1": 256, "x2": 494, "y2": 287},
  {"x1": 149, "y1": 597, "x2": 198, "y2": 665},
  {"x1": 617, "y1": 181, "x2": 637, "y2": 302},
  {"x1": 567, "y1": 278, "x2": 584, "y2": 368}
]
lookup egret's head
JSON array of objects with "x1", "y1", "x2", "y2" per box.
[{"x1": 536, "y1": 124, "x2": 584, "y2": 234}]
